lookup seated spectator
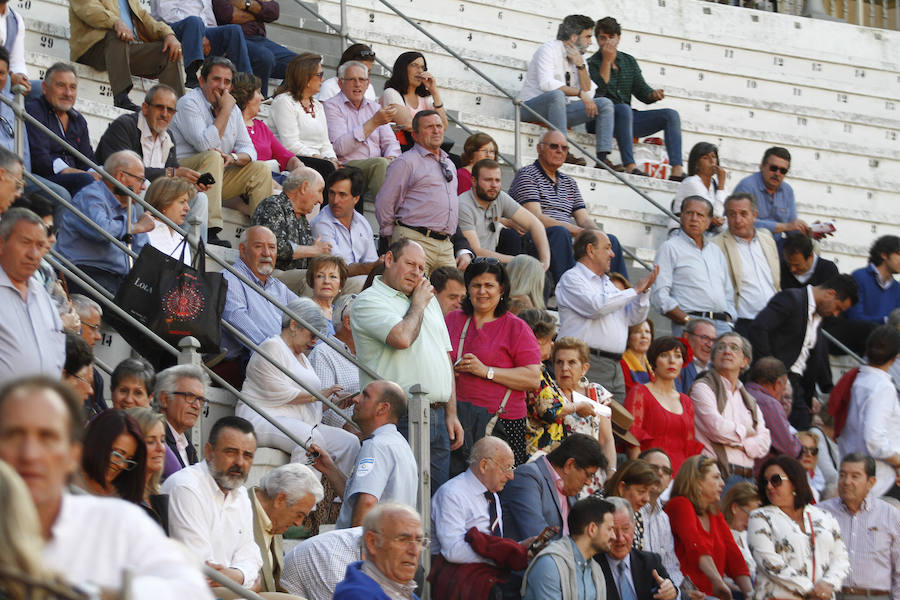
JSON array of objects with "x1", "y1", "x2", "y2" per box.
[
  {"x1": 636, "y1": 448, "x2": 685, "y2": 591},
  {"x1": 333, "y1": 503, "x2": 424, "y2": 600},
  {"x1": 748, "y1": 455, "x2": 849, "y2": 600},
  {"x1": 55, "y1": 150, "x2": 153, "y2": 295},
  {"x1": 0, "y1": 3, "x2": 28, "y2": 93},
  {"x1": 0, "y1": 376, "x2": 214, "y2": 598},
  {"x1": 109, "y1": 357, "x2": 155, "y2": 409},
  {"x1": 238, "y1": 296, "x2": 360, "y2": 472},
  {"x1": 233, "y1": 72, "x2": 302, "y2": 183},
  {"x1": 604, "y1": 459, "x2": 660, "y2": 549},
  {"x1": 507, "y1": 254, "x2": 546, "y2": 310},
  {"x1": 719, "y1": 482, "x2": 761, "y2": 584},
  {"x1": 509, "y1": 130, "x2": 627, "y2": 284},
  {"x1": 282, "y1": 526, "x2": 363, "y2": 600},
  {"x1": 77, "y1": 409, "x2": 146, "y2": 505},
  {"x1": 70, "y1": 0, "x2": 184, "y2": 110},
  {"x1": 626, "y1": 337, "x2": 704, "y2": 473},
  {"x1": 211, "y1": 0, "x2": 296, "y2": 97},
  {"x1": 594, "y1": 496, "x2": 679, "y2": 600},
  {"x1": 780, "y1": 232, "x2": 838, "y2": 290},
  {"x1": 733, "y1": 146, "x2": 810, "y2": 237},
  {"x1": 250, "y1": 168, "x2": 330, "y2": 296},
  {"x1": 0, "y1": 208, "x2": 65, "y2": 384},
  {"x1": 676, "y1": 317, "x2": 715, "y2": 393},
  {"x1": 25, "y1": 63, "x2": 101, "y2": 196},
  {"x1": 672, "y1": 141, "x2": 727, "y2": 227},
  {"x1": 522, "y1": 496, "x2": 616, "y2": 600},
  {"x1": 847, "y1": 235, "x2": 900, "y2": 325},
  {"x1": 307, "y1": 255, "x2": 347, "y2": 334},
  {"x1": 381, "y1": 51, "x2": 448, "y2": 150},
  {"x1": 588, "y1": 17, "x2": 684, "y2": 180},
  {"x1": 324, "y1": 61, "x2": 401, "y2": 206},
  {"x1": 310, "y1": 294, "x2": 360, "y2": 429},
  {"x1": 745, "y1": 357, "x2": 802, "y2": 461},
  {"x1": 144, "y1": 176, "x2": 196, "y2": 262},
  {"x1": 163, "y1": 416, "x2": 264, "y2": 592},
  {"x1": 156, "y1": 364, "x2": 208, "y2": 478},
  {"x1": 458, "y1": 159, "x2": 551, "y2": 269},
  {"x1": 447, "y1": 259, "x2": 542, "y2": 468},
  {"x1": 310, "y1": 380, "x2": 418, "y2": 529},
  {"x1": 797, "y1": 431, "x2": 825, "y2": 501},
  {"x1": 713, "y1": 192, "x2": 781, "y2": 338},
  {"x1": 519, "y1": 14, "x2": 614, "y2": 168},
  {"x1": 310, "y1": 167, "x2": 382, "y2": 294},
  {"x1": 431, "y1": 266, "x2": 466, "y2": 316},
  {"x1": 621, "y1": 318, "x2": 653, "y2": 394},
  {"x1": 62, "y1": 331, "x2": 95, "y2": 413},
  {"x1": 95, "y1": 84, "x2": 212, "y2": 240},
  {"x1": 691, "y1": 332, "x2": 770, "y2": 488},
  {"x1": 69, "y1": 293, "x2": 106, "y2": 416},
  {"x1": 652, "y1": 196, "x2": 735, "y2": 337},
  {"x1": 11, "y1": 193, "x2": 68, "y2": 313},
  {"x1": 500, "y1": 433, "x2": 607, "y2": 542},
  {"x1": 456, "y1": 132, "x2": 498, "y2": 194},
  {"x1": 0, "y1": 141, "x2": 23, "y2": 215},
  {"x1": 170, "y1": 57, "x2": 273, "y2": 246},
  {"x1": 269, "y1": 53, "x2": 338, "y2": 183},
  {"x1": 151, "y1": 0, "x2": 251, "y2": 88},
  {"x1": 125, "y1": 406, "x2": 170, "y2": 531},
  {"x1": 838, "y1": 324, "x2": 900, "y2": 498},
  {"x1": 318, "y1": 43, "x2": 376, "y2": 102},
  {"x1": 249, "y1": 463, "x2": 324, "y2": 594},
  {"x1": 665, "y1": 455, "x2": 752, "y2": 599}
]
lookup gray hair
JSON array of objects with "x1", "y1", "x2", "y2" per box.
[
  {"x1": 724, "y1": 192, "x2": 758, "y2": 214},
  {"x1": 712, "y1": 331, "x2": 753, "y2": 364},
  {"x1": 507, "y1": 254, "x2": 545, "y2": 310},
  {"x1": 682, "y1": 195, "x2": 714, "y2": 218},
  {"x1": 338, "y1": 60, "x2": 369, "y2": 79},
  {"x1": 153, "y1": 364, "x2": 209, "y2": 405},
  {"x1": 362, "y1": 502, "x2": 420, "y2": 537},
  {"x1": 684, "y1": 317, "x2": 715, "y2": 335},
  {"x1": 69, "y1": 294, "x2": 102, "y2": 318},
  {"x1": 282, "y1": 167, "x2": 322, "y2": 194},
  {"x1": 282, "y1": 297, "x2": 329, "y2": 335},
  {"x1": 238, "y1": 225, "x2": 275, "y2": 246},
  {"x1": 468, "y1": 436, "x2": 512, "y2": 466},
  {"x1": 888, "y1": 308, "x2": 900, "y2": 329},
  {"x1": 143, "y1": 84, "x2": 177, "y2": 106},
  {"x1": 259, "y1": 463, "x2": 325, "y2": 505},
  {"x1": 606, "y1": 496, "x2": 635, "y2": 523},
  {"x1": 103, "y1": 150, "x2": 142, "y2": 176},
  {"x1": 0, "y1": 208, "x2": 44, "y2": 240},
  {"x1": 0, "y1": 146, "x2": 22, "y2": 173},
  {"x1": 332, "y1": 294, "x2": 357, "y2": 333}
]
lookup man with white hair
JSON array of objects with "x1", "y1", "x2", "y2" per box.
[
  {"x1": 250, "y1": 166, "x2": 332, "y2": 296},
  {"x1": 310, "y1": 293, "x2": 360, "y2": 429},
  {"x1": 323, "y1": 61, "x2": 401, "y2": 206},
  {"x1": 69, "y1": 294, "x2": 107, "y2": 416},
  {"x1": 156, "y1": 364, "x2": 209, "y2": 478},
  {"x1": 249, "y1": 463, "x2": 324, "y2": 594}
]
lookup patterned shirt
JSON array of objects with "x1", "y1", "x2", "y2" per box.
[
  {"x1": 586, "y1": 49, "x2": 655, "y2": 106},
  {"x1": 309, "y1": 336, "x2": 359, "y2": 428},
  {"x1": 508, "y1": 160, "x2": 586, "y2": 225},
  {"x1": 281, "y1": 526, "x2": 362, "y2": 600},
  {"x1": 249, "y1": 193, "x2": 312, "y2": 271},
  {"x1": 640, "y1": 498, "x2": 684, "y2": 589}
]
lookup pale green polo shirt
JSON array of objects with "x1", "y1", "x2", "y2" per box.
[{"x1": 350, "y1": 276, "x2": 453, "y2": 402}]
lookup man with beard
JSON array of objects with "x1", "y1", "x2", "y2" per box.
[
  {"x1": 163, "y1": 416, "x2": 264, "y2": 592},
  {"x1": 457, "y1": 159, "x2": 550, "y2": 268}
]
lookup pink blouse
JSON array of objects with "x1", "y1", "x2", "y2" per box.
[{"x1": 247, "y1": 118, "x2": 295, "y2": 171}]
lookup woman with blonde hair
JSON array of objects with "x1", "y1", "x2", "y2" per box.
[
  {"x1": 145, "y1": 176, "x2": 197, "y2": 264},
  {"x1": 720, "y1": 481, "x2": 762, "y2": 583},
  {"x1": 506, "y1": 254, "x2": 545, "y2": 310},
  {"x1": 125, "y1": 407, "x2": 169, "y2": 532}
]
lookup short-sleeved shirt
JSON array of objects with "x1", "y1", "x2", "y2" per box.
[
  {"x1": 508, "y1": 160, "x2": 585, "y2": 225},
  {"x1": 457, "y1": 189, "x2": 521, "y2": 252},
  {"x1": 350, "y1": 276, "x2": 453, "y2": 403},
  {"x1": 445, "y1": 310, "x2": 542, "y2": 420},
  {"x1": 335, "y1": 423, "x2": 418, "y2": 529}
]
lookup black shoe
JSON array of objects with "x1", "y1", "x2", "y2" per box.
[
  {"x1": 113, "y1": 93, "x2": 140, "y2": 111},
  {"x1": 207, "y1": 228, "x2": 232, "y2": 248}
]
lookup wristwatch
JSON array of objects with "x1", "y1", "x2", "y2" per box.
[
  {"x1": 230, "y1": 152, "x2": 239, "y2": 163},
  {"x1": 575, "y1": 64, "x2": 586, "y2": 70},
  {"x1": 486, "y1": 367, "x2": 495, "y2": 380},
  {"x1": 244, "y1": 0, "x2": 251, "y2": 10}
]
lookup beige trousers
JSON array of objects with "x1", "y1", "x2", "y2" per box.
[
  {"x1": 391, "y1": 224, "x2": 455, "y2": 276},
  {"x1": 180, "y1": 151, "x2": 273, "y2": 229}
]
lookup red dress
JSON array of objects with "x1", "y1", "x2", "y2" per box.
[
  {"x1": 625, "y1": 384, "x2": 703, "y2": 473},
  {"x1": 664, "y1": 496, "x2": 750, "y2": 595}
]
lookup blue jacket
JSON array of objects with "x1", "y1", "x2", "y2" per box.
[
  {"x1": 846, "y1": 264, "x2": 900, "y2": 324},
  {"x1": 334, "y1": 561, "x2": 419, "y2": 600},
  {"x1": 25, "y1": 94, "x2": 95, "y2": 177},
  {"x1": 499, "y1": 457, "x2": 572, "y2": 542}
]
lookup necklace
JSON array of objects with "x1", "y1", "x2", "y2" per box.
[{"x1": 301, "y1": 97, "x2": 315, "y2": 118}]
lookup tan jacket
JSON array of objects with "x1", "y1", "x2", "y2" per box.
[
  {"x1": 69, "y1": 0, "x2": 173, "y2": 61},
  {"x1": 713, "y1": 227, "x2": 781, "y2": 310},
  {"x1": 248, "y1": 486, "x2": 285, "y2": 593}
]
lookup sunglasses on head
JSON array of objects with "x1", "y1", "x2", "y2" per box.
[
  {"x1": 766, "y1": 474, "x2": 786, "y2": 488},
  {"x1": 440, "y1": 161, "x2": 453, "y2": 183},
  {"x1": 767, "y1": 164, "x2": 789, "y2": 175},
  {"x1": 473, "y1": 257, "x2": 500, "y2": 265}
]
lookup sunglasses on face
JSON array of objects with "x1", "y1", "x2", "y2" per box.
[
  {"x1": 543, "y1": 142, "x2": 569, "y2": 152},
  {"x1": 766, "y1": 474, "x2": 786, "y2": 488},
  {"x1": 801, "y1": 446, "x2": 819, "y2": 456},
  {"x1": 767, "y1": 164, "x2": 789, "y2": 175}
]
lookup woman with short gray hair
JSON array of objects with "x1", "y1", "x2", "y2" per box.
[{"x1": 238, "y1": 297, "x2": 360, "y2": 474}]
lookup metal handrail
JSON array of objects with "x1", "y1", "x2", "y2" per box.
[{"x1": 203, "y1": 565, "x2": 267, "y2": 600}]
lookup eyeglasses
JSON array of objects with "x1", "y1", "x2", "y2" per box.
[
  {"x1": 688, "y1": 332, "x2": 716, "y2": 345},
  {"x1": 487, "y1": 457, "x2": 515, "y2": 474},
  {"x1": 341, "y1": 77, "x2": 369, "y2": 83},
  {"x1": 110, "y1": 449, "x2": 139, "y2": 471},
  {"x1": 313, "y1": 72, "x2": 325, "y2": 79},
  {"x1": 801, "y1": 446, "x2": 819, "y2": 456},
  {"x1": 718, "y1": 341, "x2": 743, "y2": 353},
  {"x1": 439, "y1": 161, "x2": 453, "y2": 183},
  {"x1": 121, "y1": 170, "x2": 145, "y2": 182},
  {"x1": 81, "y1": 320, "x2": 101, "y2": 332},
  {"x1": 69, "y1": 371, "x2": 92, "y2": 386},
  {"x1": 147, "y1": 102, "x2": 177, "y2": 115},
  {"x1": 542, "y1": 142, "x2": 569, "y2": 152},
  {"x1": 765, "y1": 474, "x2": 785, "y2": 488},
  {"x1": 649, "y1": 464, "x2": 673, "y2": 477},
  {"x1": 170, "y1": 390, "x2": 208, "y2": 407},
  {"x1": 473, "y1": 257, "x2": 500, "y2": 265},
  {"x1": 356, "y1": 49, "x2": 376, "y2": 59},
  {"x1": 767, "y1": 164, "x2": 789, "y2": 175},
  {"x1": 374, "y1": 531, "x2": 431, "y2": 548}
]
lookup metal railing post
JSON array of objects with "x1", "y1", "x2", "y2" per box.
[
  {"x1": 513, "y1": 101, "x2": 522, "y2": 170},
  {"x1": 340, "y1": 0, "x2": 348, "y2": 51},
  {"x1": 11, "y1": 84, "x2": 25, "y2": 159},
  {"x1": 407, "y1": 383, "x2": 431, "y2": 600}
]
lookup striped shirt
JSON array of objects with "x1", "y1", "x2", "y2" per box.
[
  {"x1": 508, "y1": 160, "x2": 585, "y2": 225},
  {"x1": 819, "y1": 494, "x2": 900, "y2": 596},
  {"x1": 586, "y1": 50, "x2": 656, "y2": 106}
]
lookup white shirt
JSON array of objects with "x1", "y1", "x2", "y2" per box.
[
  {"x1": 162, "y1": 461, "x2": 263, "y2": 587},
  {"x1": 556, "y1": 262, "x2": 650, "y2": 353},
  {"x1": 317, "y1": 76, "x2": 376, "y2": 103},
  {"x1": 520, "y1": 39, "x2": 595, "y2": 103},
  {"x1": 431, "y1": 468, "x2": 503, "y2": 565},
  {"x1": 734, "y1": 235, "x2": 777, "y2": 319},
  {"x1": 729, "y1": 528, "x2": 756, "y2": 581},
  {"x1": 137, "y1": 112, "x2": 173, "y2": 169},
  {"x1": 268, "y1": 93, "x2": 337, "y2": 159},
  {"x1": 0, "y1": 7, "x2": 27, "y2": 76},
  {"x1": 152, "y1": 0, "x2": 216, "y2": 27},
  {"x1": 167, "y1": 420, "x2": 191, "y2": 467},
  {"x1": 795, "y1": 254, "x2": 818, "y2": 285},
  {"x1": 147, "y1": 218, "x2": 191, "y2": 264},
  {"x1": 790, "y1": 286, "x2": 822, "y2": 376},
  {"x1": 44, "y1": 494, "x2": 213, "y2": 600},
  {"x1": 672, "y1": 174, "x2": 727, "y2": 220},
  {"x1": 281, "y1": 527, "x2": 362, "y2": 600},
  {"x1": 640, "y1": 499, "x2": 684, "y2": 588}
]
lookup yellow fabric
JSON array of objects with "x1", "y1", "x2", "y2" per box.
[{"x1": 622, "y1": 349, "x2": 652, "y2": 377}]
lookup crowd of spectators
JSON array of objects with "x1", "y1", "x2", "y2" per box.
[{"x1": 0, "y1": 5, "x2": 898, "y2": 600}]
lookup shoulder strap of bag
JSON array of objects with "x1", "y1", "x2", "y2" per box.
[
  {"x1": 456, "y1": 317, "x2": 472, "y2": 362},
  {"x1": 190, "y1": 238, "x2": 207, "y2": 273}
]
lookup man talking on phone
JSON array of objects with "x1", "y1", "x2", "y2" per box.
[{"x1": 350, "y1": 238, "x2": 464, "y2": 491}]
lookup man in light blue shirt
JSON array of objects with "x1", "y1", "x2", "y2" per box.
[{"x1": 733, "y1": 146, "x2": 810, "y2": 238}]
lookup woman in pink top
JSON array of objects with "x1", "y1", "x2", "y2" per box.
[
  {"x1": 381, "y1": 51, "x2": 448, "y2": 151},
  {"x1": 446, "y1": 258, "x2": 542, "y2": 468}
]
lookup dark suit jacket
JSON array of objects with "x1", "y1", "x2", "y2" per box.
[
  {"x1": 596, "y1": 549, "x2": 670, "y2": 600},
  {"x1": 780, "y1": 255, "x2": 839, "y2": 290},
  {"x1": 749, "y1": 287, "x2": 832, "y2": 397},
  {"x1": 499, "y1": 458, "x2": 573, "y2": 542},
  {"x1": 164, "y1": 422, "x2": 198, "y2": 469},
  {"x1": 95, "y1": 111, "x2": 178, "y2": 181}
]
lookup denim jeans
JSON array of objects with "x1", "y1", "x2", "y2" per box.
[
  {"x1": 245, "y1": 36, "x2": 297, "y2": 96},
  {"x1": 523, "y1": 89, "x2": 614, "y2": 155},
  {"x1": 613, "y1": 104, "x2": 683, "y2": 168},
  {"x1": 168, "y1": 17, "x2": 252, "y2": 74}
]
